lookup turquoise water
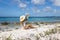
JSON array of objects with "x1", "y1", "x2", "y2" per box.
[{"x1": 0, "y1": 17, "x2": 60, "y2": 22}]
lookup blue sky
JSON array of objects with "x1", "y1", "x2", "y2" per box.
[{"x1": 0, "y1": 0, "x2": 60, "y2": 17}]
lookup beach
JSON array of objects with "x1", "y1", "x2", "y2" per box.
[
  {"x1": 0, "y1": 22, "x2": 60, "y2": 40},
  {"x1": 0, "y1": 0, "x2": 60, "y2": 40}
]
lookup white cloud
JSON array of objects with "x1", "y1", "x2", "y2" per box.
[
  {"x1": 43, "y1": 6, "x2": 58, "y2": 14},
  {"x1": 54, "y1": 0, "x2": 60, "y2": 6},
  {"x1": 31, "y1": 7, "x2": 41, "y2": 13},
  {"x1": 53, "y1": 9, "x2": 60, "y2": 14},
  {"x1": 43, "y1": 6, "x2": 60, "y2": 14},
  {"x1": 13, "y1": 0, "x2": 27, "y2": 8},
  {"x1": 43, "y1": 6, "x2": 52, "y2": 13},
  {"x1": 19, "y1": 3, "x2": 27, "y2": 8},
  {"x1": 31, "y1": 0, "x2": 45, "y2": 5},
  {"x1": 31, "y1": 6, "x2": 59, "y2": 14},
  {"x1": 51, "y1": 0, "x2": 60, "y2": 6}
]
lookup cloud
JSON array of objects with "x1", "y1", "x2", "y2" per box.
[
  {"x1": 12, "y1": 0, "x2": 27, "y2": 8},
  {"x1": 43, "y1": 6, "x2": 58, "y2": 14},
  {"x1": 53, "y1": 9, "x2": 60, "y2": 14},
  {"x1": 31, "y1": 6, "x2": 58, "y2": 14},
  {"x1": 54, "y1": 0, "x2": 60, "y2": 6},
  {"x1": 31, "y1": 0, "x2": 45, "y2": 5},
  {"x1": 31, "y1": 7, "x2": 41, "y2": 13},
  {"x1": 31, "y1": 6, "x2": 55, "y2": 14},
  {"x1": 43, "y1": 6, "x2": 52, "y2": 13},
  {"x1": 19, "y1": 3, "x2": 27, "y2": 8},
  {"x1": 50, "y1": 0, "x2": 60, "y2": 6}
]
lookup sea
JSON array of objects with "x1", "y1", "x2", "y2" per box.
[
  {"x1": 0, "y1": 17, "x2": 60, "y2": 31},
  {"x1": 0, "y1": 17, "x2": 60, "y2": 23}
]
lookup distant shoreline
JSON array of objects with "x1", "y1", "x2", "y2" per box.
[
  {"x1": 0, "y1": 16, "x2": 60, "y2": 18},
  {"x1": 0, "y1": 17, "x2": 60, "y2": 23}
]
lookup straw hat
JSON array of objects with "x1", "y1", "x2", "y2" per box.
[{"x1": 20, "y1": 15, "x2": 25, "y2": 22}]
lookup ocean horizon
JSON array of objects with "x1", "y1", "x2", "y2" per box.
[{"x1": 0, "y1": 16, "x2": 60, "y2": 22}]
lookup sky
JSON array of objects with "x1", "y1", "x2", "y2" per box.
[{"x1": 0, "y1": 0, "x2": 60, "y2": 17}]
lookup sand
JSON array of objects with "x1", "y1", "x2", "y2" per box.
[{"x1": 0, "y1": 22, "x2": 60, "y2": 40}]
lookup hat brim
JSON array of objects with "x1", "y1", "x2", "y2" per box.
[{"x1": 20, "y1": 15, "x2": 25, "y2": 22}]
